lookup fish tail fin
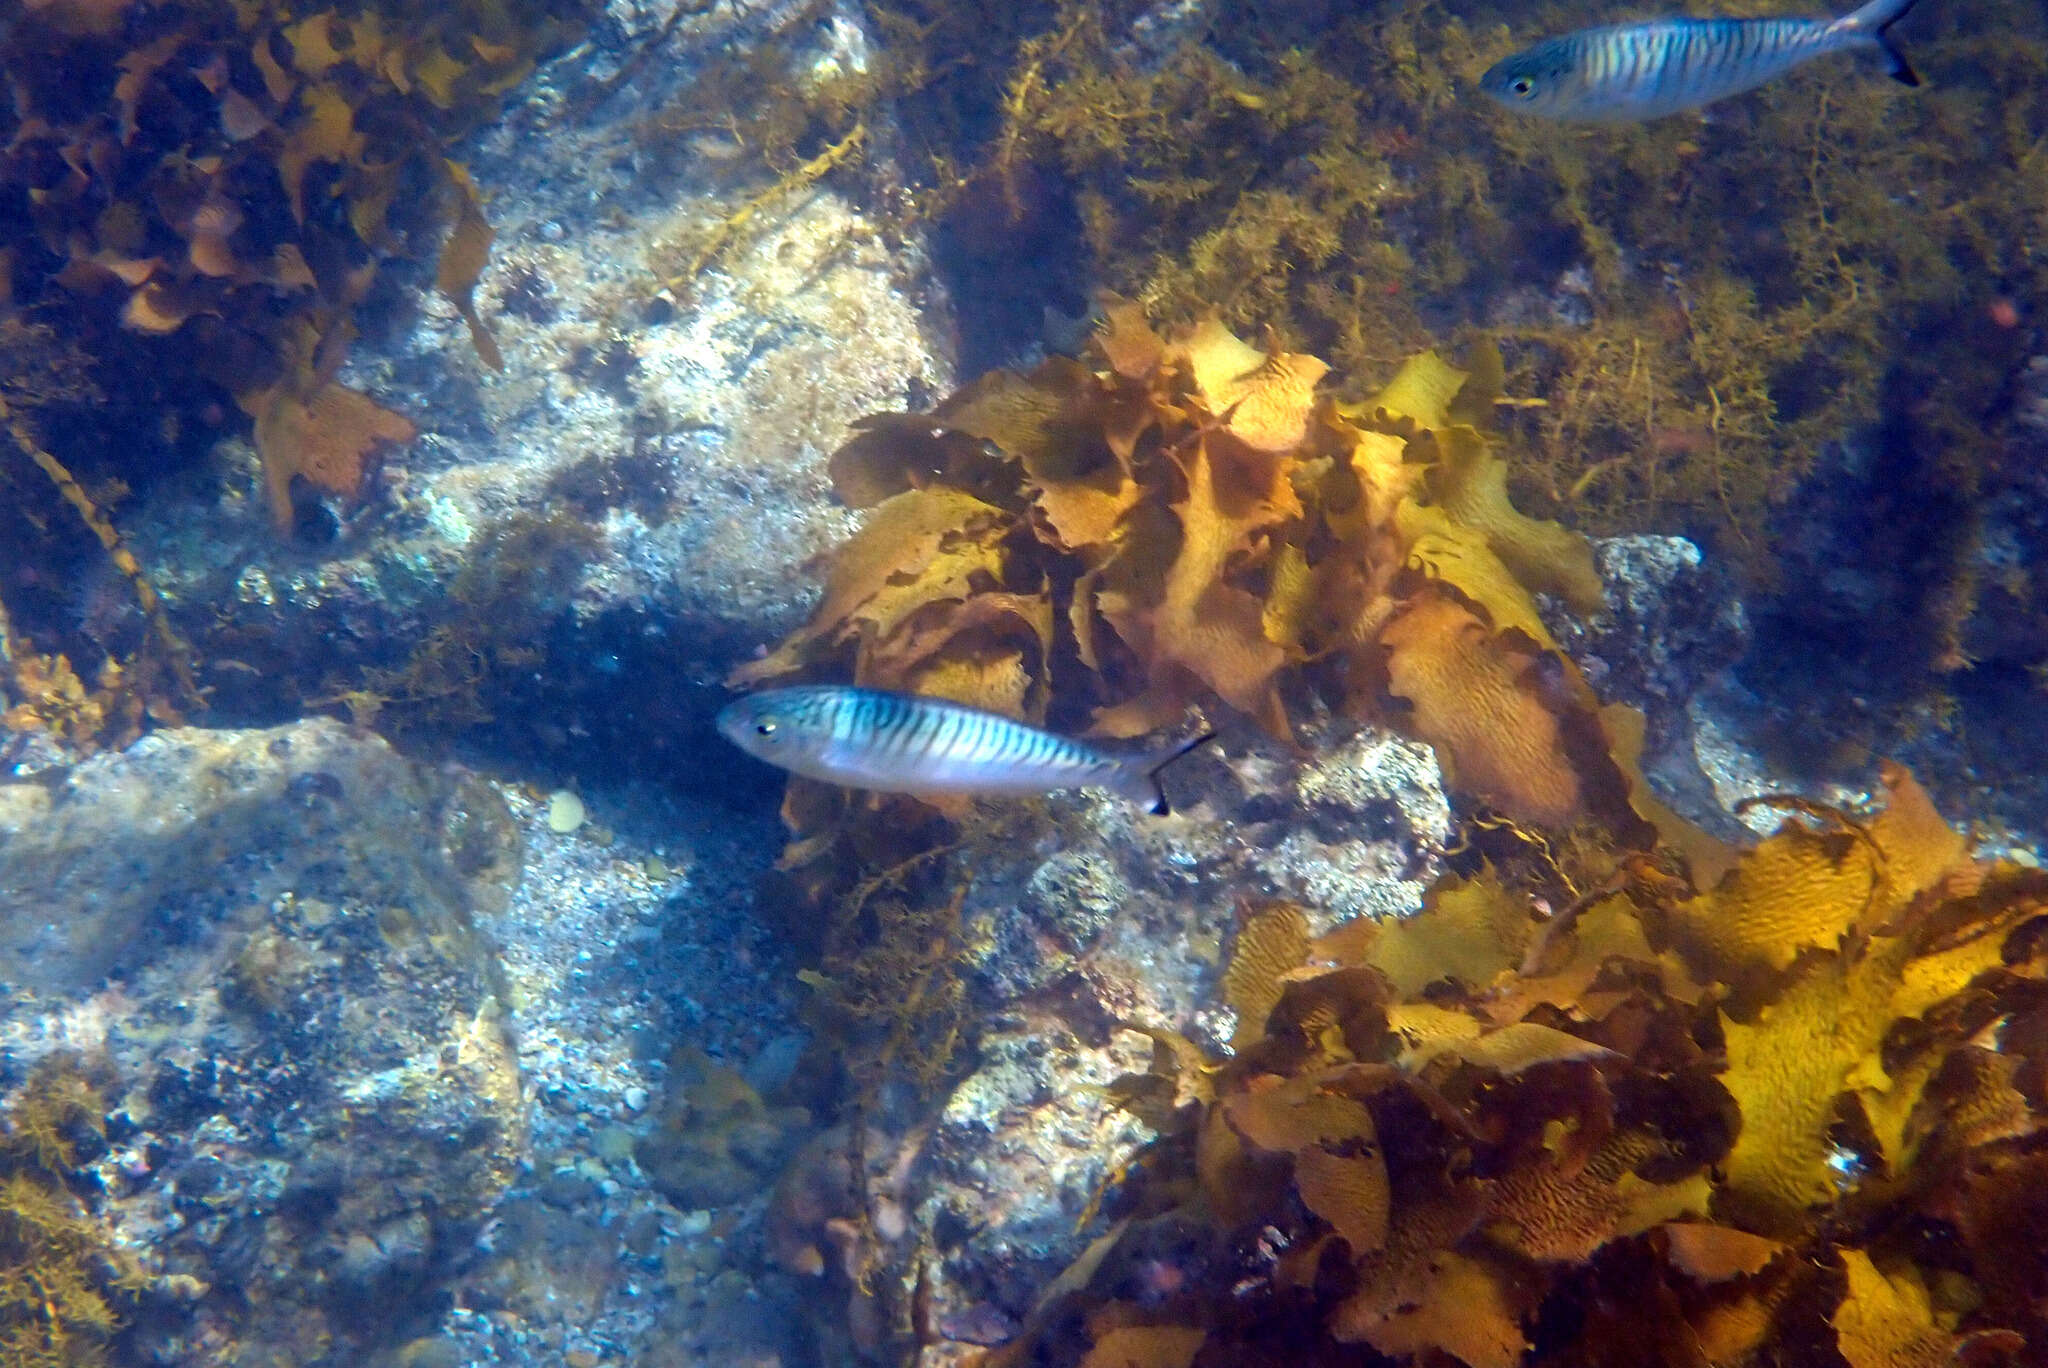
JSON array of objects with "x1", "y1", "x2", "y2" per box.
[
  {"x1": 1845, "y1": 0, "x2": 1922, "y2": 85},
  {"x1": 1126, "y1": 731, "x2": 1219, "y2": 816}
]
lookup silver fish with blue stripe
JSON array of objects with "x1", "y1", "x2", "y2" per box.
[
  {"x1": 717, "y1": 685, "x2": 1215, "y2": 814},
  {"x1": 1480, "y1": 0, "x2": 1923, "y2": 122}
]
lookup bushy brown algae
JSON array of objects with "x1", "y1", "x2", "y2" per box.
[
  {"x1": 0, "y1": 1056, "x2": 143, "y2": 1368},
  {"x1": 729, "y1": 296, "x2": 1730, "y2": 1357},
  {"x1": 736, "y1": 298, "x2": 1678, "y2": 884},
  {"x1": 0, "y1": 0, "x2": 588, "y2": 754},
  {"x1": 854, "y1": 0, "x2": 2047, "y2": 615},
  {"x1": 977, "y1": 769, "x2": 2048, "y2": 1368}
]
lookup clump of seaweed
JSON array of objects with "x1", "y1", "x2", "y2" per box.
[
  {"x1": 0, "y1": 321, "x2": 198, "y2": 752},
  {"x1": 865, "y1": 0, "x2": 2048, "y2": 625},
  {"x1": 0, "y1": 0, "x2": 580, "y2": 534},
  {"x1": 0, "y1": 1056, "x2": 141, "y2": 1368},
  {"x1": 731, "y1": 297, "x2": 1729, "y2": 1231},
  {"x1": 737, "y1": 297, "x2": 1674, "y2": 882},
  {"x1": 983, "y1": 766, "x2": 2047, "y2": 1367},
  {"x1": 312, "y1": 508, "x2": 599, "y2": 739}
]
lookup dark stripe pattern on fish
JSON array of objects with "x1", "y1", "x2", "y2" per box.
[
  {"x1": 717, "y1": 685, "x2": 1215, "y2": 815},
  {"x1": 1480, "y1": 0, "x2": 1923, "y2": 122}
]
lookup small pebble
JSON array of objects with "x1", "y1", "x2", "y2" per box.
[
  {"x1": 540, "y1": 1169, "x2": 599, "y2": 1208},
  {"x1": 620, "y1": 1209, "x2": 663, "y2": 1256},
  {"x1": 595, "y1": 1126, "x2": 636, "y2": 1165},
  {"x1": 547, "y1": 790, "x2": 587, "y2": 834},
  {"x1": 622, "y1": 1086, "x2": 649, "y2": 1113}
]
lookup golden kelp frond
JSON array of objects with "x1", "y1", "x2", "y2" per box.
[
  {"x1": 1171, "y1": 317, "x2": 1329, "y2": 453},
  {"x1": 1077, "y1": 1324, "x2": 1206, "y2": 1368},
  {"x1": 993, "y1": 766, "x2": 2048, "y2": 1368},
  {"x1": 1484, "y1": 1128, "x2": 1709, "y2": 1265},
  {"x1": 247, "y1": 373, "x2": 418, "y2": 533},
  {"x1": 1222, "y1": 902, "x2": 1312, "y2": 1049},
  {"x1": 1344, "y1": 349, "x2": 1471, "y2": 436},
  {"x1": 1658, "y1": 1223, "x2": 1785, "y2": 1283},
  {"x1": 1832, "y1": 1251, "x2": 1961, "y2": 1368},
  {"x1": 437, "y1": 161, "x2": 504, "y2": 372},
  {"x1": 1115, "y1": 433, "x2": 1291, "y2": 734},
  {"x1": 1668, "y1": 766, "x2": 1973, "y2": 992},
  {"x1": 754, "y1": 300, "x2": 1660, "y2": 853},
  {"x1": 1397, "y1": 503, "x2": 1557, "y2": 649},
  {"x1": 1668, "y1": 816, "x2": 1886, "y2": 985},
  {"x1": 730, "y1": 486, "x2": 1011, "y2": 686},
  {"x1": 1426, "y1": 427, "x2": 1604, "y2": 617},
  {"x1": 1360, "y1": 864, "x2": 1532, "y2": 999},
  {"x1": 1717, "y1": 944, "x2": 1906, "y2": 1232},
  {"x1": 1380, "y1": 594, "x2": 1582, "y2": 826}
]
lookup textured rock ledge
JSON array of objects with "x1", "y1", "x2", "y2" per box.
[
  {"x1": 0, "y1": 720, "x2": 526, "y2": 1362},
  {"x1": 124, "y1": 0, "x2": 950, "y2": 789}
]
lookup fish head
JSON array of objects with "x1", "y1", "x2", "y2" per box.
[
  {"x1": 716, "y1": 689, "x2": 829, "y2": 763},
  {"x1": 1479, "y1": 41, "x2": 1586, "y2": 117}
]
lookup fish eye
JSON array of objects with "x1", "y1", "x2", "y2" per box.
[
  {"x1": 1510, "y1": 76, "x2": 1535, "y2": 97},
  {"x1": 754, "y1": 719, "x2": 779, "y2": 737}
]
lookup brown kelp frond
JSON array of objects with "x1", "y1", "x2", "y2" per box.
[
  {"x1": 740, "y1": 301, "x2": 1679, "y2": 859},
  {"x1": 988, "y1": 772, "x2": 2048, "y2": 1366},
  {"x1": 1, "y1": 1, "x2": 576, "y2": 533}
]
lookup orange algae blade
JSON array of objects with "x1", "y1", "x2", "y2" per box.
[{"x1": 437, "y1": 162, "x2": 503, "y2": 370}]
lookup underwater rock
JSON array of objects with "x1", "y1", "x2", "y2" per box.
[
  {"x1": 0, "y1": 719, "x2": 470, "y2": 995},
  {"x1": 912, "y1": 1024, "x2": 1155, "y2": 1351},
  {"x1": 1962, "y1": 355, "x2": 2048, "y2": 672},
  {"x1": 1549, "y1": 535, "x2": 1748, "y2": 724},
  {"x1": 122, "y1": 0, "x2": 949, "y2": 789},
  {"x1": 0, "y1": 719, "x2": 524, "y2": 1365},
  {"x1": 429, "y1": 770, "x2": 810, "y2": 1366},
  {"x1": 1735, "y1": 389, "x2": 2048, "y2": 844},
  {"x1": 1546, "y1": 534, "x2": 1750, "y2": 834},
  {"x1": 952, "y1": 717, "x2": 1449, "y2": 1015},
  {"x1": 898, "y1": 715, "x2": 1452, "y2": 1356}
]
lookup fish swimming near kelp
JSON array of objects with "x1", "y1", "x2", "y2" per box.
[
  {"x1": 1480, "y1": 0, "x2": 1923, "y2": 122},
  {"x1": 717, "y1": 685, "x2": 1215, "y2": 815}
]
